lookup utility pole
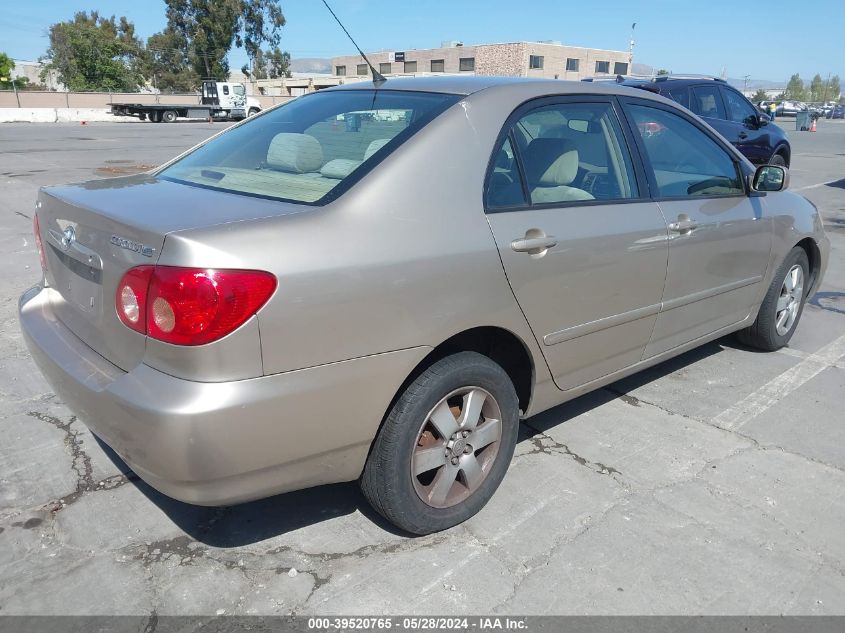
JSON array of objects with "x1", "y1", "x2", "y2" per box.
[
  {"x1": 743, "y1": 74, "x2": 750, "y2": 94},
  {"x1": 629, "y1": 22, "x2": 637, "y2": 69}
]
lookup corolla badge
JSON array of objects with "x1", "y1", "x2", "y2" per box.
[
  {"x1": 110, "y1": 234, "x2": 156, "y2": 257},
  {"x1": 60, "y1": 226, "x2": 76, "y2": 250}
]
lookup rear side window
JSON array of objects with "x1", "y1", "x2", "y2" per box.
[
  {"x1": 722, "y1": 88, "x2": 757, "y2": 124},
  {"x1": 628, "y1": 104, "x2": 744, "y2": 198},
  {"x1": 690, "y1": 85, "x2": 726, "y2": 119},
  {"x1": 667, "y1": 87, "x2": 690, "y2": 110},
  {"x1": 487, "y1": 101, "x2": 638, "y2": 209},
  {"x1": 160, "y1": 90, "x2": 459, "y2": 204}
]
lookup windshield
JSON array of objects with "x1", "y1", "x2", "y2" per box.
[{"x1": 160, "y1": 90, "x2": 460, "y2": 204}]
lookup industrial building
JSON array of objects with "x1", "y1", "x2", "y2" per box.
[{"x1": 330, "y1": 40, "x2": 632, "y2": 81}]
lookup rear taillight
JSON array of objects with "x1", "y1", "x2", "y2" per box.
[
  {"x1": 115, "y1": 266, "x2": 276, "y2": 345},
  {"x1": 116, "y1": 266, "x2": 154, "y2": 334},
  {"x1": 33, "y1": 214, "x2": 47, "y2": 272}
]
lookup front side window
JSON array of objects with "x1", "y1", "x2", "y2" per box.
[
  {"x1": 628, "y1": 104, "x2": 744, "y2": 198},
  {"x1": 233, "y1": 84, "x2": 245, "y2": 96},
  {"x1": 529, "y1": 55, "x2": 544, "y2": 70},
  {"x1": 595, "y1": 60, "x2": 610, "y2": 73},
  {"x1": 690, "y1": 85, "x2": 726, "y2": 119},
  {"x1": 357, "y1": 64, "x2": 369, "y2": 76},
  {"x1": 487, "y1": 101, "x2": 638, "y2": 209},
  {"x1": 459, "y1": 57, "x2": 475, "y2": 72},
  {"x1": 160, "y1": 91, "x2": 459, "y2": 205},
  {"x1": 722, "y1": 88, "x2": 757, "y2": 124},
  {"x1": 566, "y1": 58, "x2": 579, "y2": 72},
  {"x1": 336, "y1": 65, "x2": 346, "y2": 76},
  {"x1": 431, "y1": 59, "x2": 445, "y2": 73}
]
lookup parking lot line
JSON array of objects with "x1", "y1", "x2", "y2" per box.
[{"x1": 712, "y1": 333, "x2": 845, "y2": 430}]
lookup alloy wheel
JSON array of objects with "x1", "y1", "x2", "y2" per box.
[
  {"x1": 776, "y1": 264, "x2": 804, "y2": 336},
  {"x1": 411, "y1": 387, "x2": 503, "y2": 509}
]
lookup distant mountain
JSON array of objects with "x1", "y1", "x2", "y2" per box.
[{"x1": 290, "y1": 58, "x2": 332, "y2": 74}]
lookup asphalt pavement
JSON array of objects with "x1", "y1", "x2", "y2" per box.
[{"x1": 1, "y1": 118, "x2": 844, "y2": 616}]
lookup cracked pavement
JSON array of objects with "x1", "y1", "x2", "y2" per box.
[{"x1": 1, "y1": 121, "x2": 844, "y2": 615}]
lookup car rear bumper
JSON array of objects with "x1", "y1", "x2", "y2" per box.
[{"x1": 19, "y1": 285, "x2": 430, "y2": 506}]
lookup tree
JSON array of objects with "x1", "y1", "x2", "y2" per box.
[
  {"x1": 751, "y1": 88, "x2": 769, "y2": 103},
  {"x1": 827, "y1": 75, "x2": 841, "y2": 102},
  {"x1": 41, "y1": 12, "x2": 144, "y2": 91},
  {"x1": 810, "y1": 73, "x2": 824, "y2": 102},
  {"x1": 164, "y1": 0, "x2": 286, "y2": 80},
  {"x1": 141, "y1": 28, "x2": 199, "y2": 91},
  {"x1": 656, "y1": 69, "x2": 669, "y2": 76},
  {"x1": 784, "y1": 73, "x2": 806, "y2": 101},
  {"x1": 0, "y1": 52, "x2": 29, "y2": 89},
  {"x1": 266, "y1": 46, "x2": 290, "y2": 78}
]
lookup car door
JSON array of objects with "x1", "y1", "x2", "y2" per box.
[
  {"x1": 485, "y1": 97, "x2": 669, "y2": 391},
  {"x1": 621, "y1": 99, "x2": 772, "y2": 358},
  {"x1": 720, "y1": 86, "x2": 771, "y2": 164}
]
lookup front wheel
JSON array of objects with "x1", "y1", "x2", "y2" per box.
[
  {"x1": 248, "y1": 107, "x2": 260, "y2": 117},
  {"x1": 737, "y1": 246, "x2": 809, "y2": 351},
  {"x1": 360, "y1": 352, "x2": 519, "y2": 535},
  {"x1": 161, "y1": 110, "x2": 177, "y2": 123},
  {"x1": 769, "y1": 153, "x2": 788, "y2": 168}
]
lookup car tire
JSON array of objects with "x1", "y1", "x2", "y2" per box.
[
  {"x1": 360, "y1": 351, "x2": 519, "y2": 535},
  {"x1": 769, "y1": 153, "x2": 788, "y2": 168},
  {"x1": 737, "y1": 246, "x2": 809, "y2": 351},
  {"x1": 248, "y1": 108, "x2": 260, "y2": 117},
  {"x1": 162, "y1": 110, "x2": 177, "y2": 123}
]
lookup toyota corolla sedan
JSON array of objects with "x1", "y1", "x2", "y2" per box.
[{"x1": 20, "y1": 77, "x2": 829, "y2": 535}]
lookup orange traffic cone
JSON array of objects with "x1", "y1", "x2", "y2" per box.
[{"x1": 810, "y1": 118, "x2": 817, "y2": 132}]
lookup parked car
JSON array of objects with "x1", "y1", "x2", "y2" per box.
[
  {"x1": 826, "y1": 105, "x2": 845, "y2": 119},
  {"x1": 20, "y1": 77, "x2": 829, "y2": 534},
  {"x1": 613, "y1": 76, "x2": 791, "y2": 167},
  {"x1": 777, "y1": 100, "x2": 808, "y2": 117}
]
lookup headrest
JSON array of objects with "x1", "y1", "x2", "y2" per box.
[
  {"x1": 364, "y1": 138, "x2": 390, "y2": 160},
  {"x1": 266, "y1": 133, "x2": 323, "y2": 173},
  {"x1": 523, "y1": 138, "x2": 579, "y2": 187},
  {"x1": 320, "y1": 158, "x2": 361, "y2": 180}
]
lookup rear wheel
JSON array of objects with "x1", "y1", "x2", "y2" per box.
[
  {"x1": 360, "y1": 352, "x2": 519, "y2": 535},
  {"x1": 737, "y1": 246, "x2": 809, "y2": 351},
  {"x1": 162, "y1": 110, "x2": 177, "y2": 123}
]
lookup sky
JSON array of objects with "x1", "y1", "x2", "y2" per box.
[{"x1": 1, "y1": 0, "x2": 843, "y2": 84}]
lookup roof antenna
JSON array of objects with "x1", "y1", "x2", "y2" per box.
[{"x1": 320, "y1": 0, "x2": 386, "y2": 86}]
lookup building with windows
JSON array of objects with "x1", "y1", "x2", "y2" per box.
[{"x1": 331, "y1": 40, "x2": 631, "y2": 81}]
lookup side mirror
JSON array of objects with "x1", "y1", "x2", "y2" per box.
[
  {"x1": 757, "y1": 113, "x2": 769, "y2": 127},
  {"x1": 751, "y1": 164, "x2": 789, "y2": 193}
]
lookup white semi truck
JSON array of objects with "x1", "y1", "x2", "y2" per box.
[{"x1": 109, "y1": 81, "x2": 262, "y2": 122}]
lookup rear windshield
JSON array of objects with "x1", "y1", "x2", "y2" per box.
[{"x1": 160, "y1": 90, "x2": 460, "y2": 204}]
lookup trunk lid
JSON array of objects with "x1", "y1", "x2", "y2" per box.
[{"x1": 37, "y1": 174, "x2": 306, "y2": 371}]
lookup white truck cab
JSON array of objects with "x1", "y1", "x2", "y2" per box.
[{"x1": 201, "y1": 81, "x2": 262, "y2": 118}]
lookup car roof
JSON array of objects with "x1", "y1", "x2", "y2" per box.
[{"x1": 325, "y1": 75, "x2": 671, "y2": 101}]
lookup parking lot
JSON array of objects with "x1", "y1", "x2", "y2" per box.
[{"x1": 1, "y1": 118, "x2": 844, "y2": 616}]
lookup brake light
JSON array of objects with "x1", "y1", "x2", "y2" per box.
[
  {"x1": 33, "y1": 214, "x2": 47, "y2": 272},
  {"x1": 115, "y1": 266, "x2": 276, "y2": 345}
]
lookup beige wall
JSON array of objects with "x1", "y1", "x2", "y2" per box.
[
  {"x1": 331, "y1": 42, "x2": 630, "y2": 80},
  {"x1": 0, "y1": 91, "x2": 291, "y2": 110}
]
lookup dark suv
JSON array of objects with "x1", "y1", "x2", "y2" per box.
[{"x1": 592, "y1": 76, "x2": 791, "y2": 167}]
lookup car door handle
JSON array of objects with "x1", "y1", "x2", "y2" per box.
[
  {"x1": 668, "y1": 219, "x2": 699, "y2": 232},
  {"x1": 511, "y1": 236, "x2": 558, "y2": 253}
]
